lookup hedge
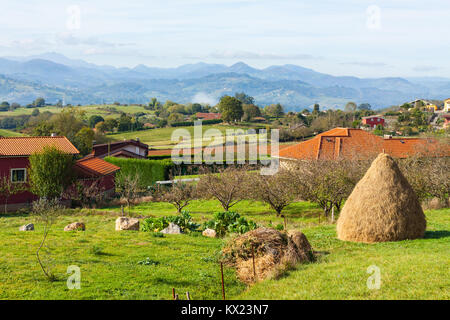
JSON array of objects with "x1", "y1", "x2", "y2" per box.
[
  {"x1": 104, "y1": 157, "x2": 174, "y2": 187},
  {"x1": 170, "y1": 119, "x2": 223, "y2": 127}
]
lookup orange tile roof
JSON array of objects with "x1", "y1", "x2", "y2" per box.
[
  {"x1": 276, "y1": 128, "x2": 450, "y2": 160},
  {"x1": 196, "y1": 112, "x2": 222, "y2": 120},
  {"x1": 74, "y1": 157, "x2": 120, "y2": 177},
  {"x1": 0, "y1": 136, "x2": 79, "y2": 156}
]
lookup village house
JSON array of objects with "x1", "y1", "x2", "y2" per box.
[
  {"x1": 361, "y1": 115, "x2": 385, "y2": 128},
  {"x1": 275, "y1": 127, "x2": 450, "y2": 168},
  {"x1": 0, "y1": 136, "x2": 120, "y2": 212},
  {"x1": 85, "y1": 139, "x2": 149, "y2": 160},
  {"x1": 444, "y1": 99, "x2": 450, "y2": 112},
  {"x1": 443, "y1": 114, "x2": 450, "y2": 128}
]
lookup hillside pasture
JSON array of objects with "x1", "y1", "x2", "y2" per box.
[{"x1": 0, "y1": 200, "x2": 448, "y2": 300}]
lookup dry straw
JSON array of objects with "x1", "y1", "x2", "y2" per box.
[
  {"x1": 222, "y1": 228, "x2": 314, "y2": 284},
  {"x1": 337, "y1": 153, "x2": 426, "y2": 243}
]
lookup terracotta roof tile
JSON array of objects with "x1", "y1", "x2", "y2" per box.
[
  {"x1": 277, "y1": 128, "x2": 449, "y2": 160},
  {"x1": 196, "y1": 113, "x2": 222, "y2": 120},
  {"x1": 75, "y1": 158, "x2": 120, "y2": 177},
  {"x1": 0, "y1": 136, "x2": 79, "y2": 156}
]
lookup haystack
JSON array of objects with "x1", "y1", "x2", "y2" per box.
[
  {"x1": 337, "y1": 153, "x2": 426, "y2": 243},
  {"x1": 222, "y1": 228, "x2": 314, "y2": 284}
]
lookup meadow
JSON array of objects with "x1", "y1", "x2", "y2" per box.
[
  {"x1": 107, "y1": 124, "x2": 265, "y2": 148},
  {"x1": 0, "y1": 104, "x2": 153, "y2": 120},
  {"x1": 0, "y1": 200, "x2": 448, "y2": 300},
  {"x1": 0, "y1": 129, "x2": 24, "y2": 137}
]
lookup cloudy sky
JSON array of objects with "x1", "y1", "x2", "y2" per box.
[{"x1": 1, "y1": 0, "x2": 449, "y2": 77}]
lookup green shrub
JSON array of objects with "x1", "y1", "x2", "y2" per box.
[
  {"x1": 141, "y1": 217, "x2": 169, "y2": 232},
  {"x1": 203, "y1": 211, "x2": 257, "y2": 237},
  {"x1": 170, "y1": 119, "x2": 222, "y2": 127},
  {"x1": 166, "y1": 211, "x2": 200, "y2": 233},
  {"x1": 104, "y1": 157, "x2": 173, "y2": 187},
  {"x1": 141, "y1": 211, "x2": 200, "y2": 233}
]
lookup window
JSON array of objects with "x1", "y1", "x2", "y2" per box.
[{"x1": 11, "y1": 168, "x2": 26, "y2": 183}]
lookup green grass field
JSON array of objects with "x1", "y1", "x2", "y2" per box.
[
  {"x1": 0, "y1": 129, "x2": 25, "y2": 137},
  {"x1": 0, "y1": 104, "x2": 153, "y2": 120},
  {"x1": 0, "y1": 200, "x2": 448, "y2": 300},
  {"x1": 107, "y1": 124, "x2": 261, "y2": 148}
]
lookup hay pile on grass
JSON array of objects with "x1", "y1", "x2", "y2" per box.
[
  {"x1": 337, "y1": 153, "x2": 426, "y2": 243},
  {"x1": 222, "y1": 228, "x2": 314, "y2": 284}
]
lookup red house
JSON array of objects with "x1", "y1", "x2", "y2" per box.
[
  {"x1": 85, "y1": 139, "x2": 149, "y2": 160},
  {"x1": 362, "y1": 115, "x2": 385, "y2": 128},
  {"x1": 0, "y1": 136, "x2": 120, "y2": 212}
]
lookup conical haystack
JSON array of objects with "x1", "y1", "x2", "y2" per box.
[{"x1": 337, "y1": 153, "x2": 426, "y2": 243}]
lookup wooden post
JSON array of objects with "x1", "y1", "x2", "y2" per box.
[
  {"x1": 220, "y1": 262, "x2": 226, "y2": 300},
  {"x1": 172, "y1": 288, "x2": 176, "y2": 300},
  {"x1": 251, "y1": 244, "x2": 257, "y2": 282},
  {"x1": 186, "y1": 292, "x2": 191, "y2": 300}
]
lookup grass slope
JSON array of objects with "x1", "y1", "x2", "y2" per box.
[
  {"x1": 0, "y1": 201, "x2": 448, "y2": 300},
  {"x1": 0, "y1": 129, "x2": 25, "y2": 137},
  {"x1": 107, "y1": 124, "x2": 258, "y2": 148}
]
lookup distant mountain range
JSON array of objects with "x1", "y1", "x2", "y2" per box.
[{"x1": 1, "y1": 52, "x2": 450, "y2": 110}]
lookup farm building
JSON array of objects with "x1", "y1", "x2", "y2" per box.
[
  {"x1": 275, "y1": 128, "x2": 450, "y2": 167},
  {"x1": 361, "y1": 115, "x2": 385, "y2": 128},
  {"x1": 443, "y1": 114, "x2": 450, "y2": 128},
  {"x1": 0, "y1": 136, "x2": 120, "y2": 212},
  {"x1": 445, "y1": 99, "x2": 450, "y2": 112},
  {"x1": 85, "y1": 139, "x2": 149, "y2": 160}
]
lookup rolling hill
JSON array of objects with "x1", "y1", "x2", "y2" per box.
[{"x1": 0, "y1": 53, "x2": 449, "y2": 110}]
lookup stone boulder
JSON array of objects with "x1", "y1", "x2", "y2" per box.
[
  {"x1": 161, "y1": 223, "x2": 182, "y2": 234},
  {"x1": 202, "y1": 228, "x2": 217, "y2": 238},
  {"x1": 115, "y1": 217, "x2": 140, "y2": 231},
  {"x1": 19, "y1": 223, "x2": 34, "y2": 231},
  {"x1": 64, "y1": 222, "x2": 86, "y2": 231}
]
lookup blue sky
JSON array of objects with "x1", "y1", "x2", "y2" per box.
[{"x1": 0, "y1": 0, "x2": 449, "y2": 77}]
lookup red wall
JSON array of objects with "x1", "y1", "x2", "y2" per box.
[
  {"x1": 0, "y1": 157, "x2": 116, "y2": 206},
  {"x1": 363, "y1": 117, "x2": 385, "y2": 128},
  {"x1": 0, "y1": 157, "x2": 38, "y2": 205}
]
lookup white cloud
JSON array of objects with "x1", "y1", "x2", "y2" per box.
[
  {"x1": 208, "y1": 50, "x2": 320, "y2": 60},
  {"x1": 192, "y1": 92, "x2": 218, "y2": 106}
]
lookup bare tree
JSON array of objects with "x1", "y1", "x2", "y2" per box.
[
  {"x1": 0, "y1": 175, "x2": 27, "y2": 213},
  {"x1": 160, "y1": 181, "x2": 198, "y2": 213},
  {"x1": 116, "y1": 172, "x2": 141, "y2": 215},
  {"x1": 292, "y1": 159, "x2": 366, "y2": 217},
  {"x1": 32, "y1": 198, "x2": 64, "y2": 281},
  {"x1": 197, "y1": 167, "x2": 249, "y2": 211},
  {"x1": 401, "y1": 155, "x2": 450, "y2": 207},
  {"x1": 250, "y1": 170, "x2": 297, "y2": 216},
  {"x1": 63, "y1": 179, "x2": 107, "y2": 209}
]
